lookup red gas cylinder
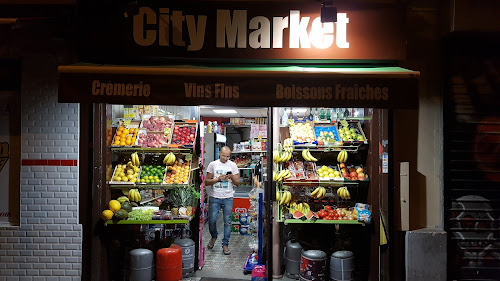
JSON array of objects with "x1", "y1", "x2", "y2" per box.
[{"x1": 157, "y1": 244, "x2": 183, "y2": 281}]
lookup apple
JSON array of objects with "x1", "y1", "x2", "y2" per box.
[
  {"x1": 341, "y1": 168, "x2": 347, "y2": 173},
  {"x1": 358, "y1": 176, "x2": 366, "y2": 180},
  {"x1": 357, "y1": 135, "x2": 365, "y2": 141},
  {"x1": 357, "y1": 172, "x2": 365, "y2": 178},
  {"x1": 350, "y1": 171, "x2": 358, "y2": 178},
  {"x1": 348, "y1": 167, "x2": 355, "y2": 173},
  {"x1": 351, "y1": 176, "x2": 358, "y2": 180},
  {"x1": 350, "y1": 128, "x2": 356, "y2": 134},
  {"x1": 339, "y1": 163, "x2": 346, "y2": 169},
  {"x1": 342, "y1": 172, "x2": 349, "y2": 178},
  {"x1": 356, "y1": 167, "x2": 364, "y2": 174}
]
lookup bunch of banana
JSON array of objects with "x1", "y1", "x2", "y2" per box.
[
  {"x1": 131, "y1": 152, "x2": 140, "y2": 167},
  {"x1": 337, "y1": 186, "x2": 351, "y2": 199},
  {"x1": 301, "y1": 148, "x2": 318, "y2": 162},
  {"x1": 279, "y1": 190, "x2": 292, "y2": 205},
  {"x1": 276, "y1": 189, "x2": 281, "y2": 201},
  {"x1": 274, "y1": 151, "x2": 292, "y2": 164},
  {"x1": 128, "y1": 188, "x2": 142, "y2": 202},
  {"x1": 337, "y1": 149, "x2": 348, "y2": 163},
  {"x1": 273, "y1": 171, "x2": 278, "y2": 181},
  {"x1": 283, "y1": 138, "x2": 294, "y2": 153},
  {"x1": 117, "y1": 196, "x2": 130, "y2": 204},
  {"x1": 275, "y1": 169, "x2": 291, "y2": 182},
  {"x1": 163, "y1": 152, "x2": 176, "y2": 165},
  {"x1": 311, "y1": 186, "x2": 326, "y2": 199},
  {"x1": 289, "y1": 202, "x2": 310, "y2": 214}
]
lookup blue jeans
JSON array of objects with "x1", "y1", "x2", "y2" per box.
[{"x1": 208, "y1": 197, "x2": 233, "y2": 247}]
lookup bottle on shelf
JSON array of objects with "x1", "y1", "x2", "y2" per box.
[
  {"x1": 343, "y1": 108, "x2": 350, "y2": 118},
  {"x1": 288, "y1": 107, "x2": 294, "y2": 120},
  {"x1": 308, "y1": 108, "x2": 314, "y2": 121},
  {"x1": 319, "y1": 107, "x2": 326, "y2": 121},
  {"x1": 281, "y1": 108, "x2": 288, "y2": 126},
  {"x1": 313, "y1": 108, "x2": 320, "y2": 122},
  {"x1": 337, "y1": 108, "x2": 344, "y2": 120},
  {"x1": 326, "y1": 107, "x2": 331, "y2": 122}
]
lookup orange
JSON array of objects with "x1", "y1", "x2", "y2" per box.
[
  {"x1": 114, "y1": 136, "x2": 120, "y2": 141},
  {"x1": 123, "y1": 129, "x2": 129, "y2": 135},
  {"x1": 118, "y1": 127, "x2": 124, "y2": 132},
  {"x1": 126, "y1": 135, "x2": 132, "y2": 140},
  {"x1": 114, "y1": 140, "x2": 120, "y2": 145},
  {"x1": 129, "y1": 128, "x2": 135, "y2": 134},
  {"x1": 120, "y1": 141, "x2": 126, "y2": 146},
  {"x1": 125, "y1": 140, "x2": 132, "y2": 146},
  {"x1": 116, "y1": 131, "x2": 122, "y2": 136}
]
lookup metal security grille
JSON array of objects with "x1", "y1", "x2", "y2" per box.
[{"x1": 444, "y1": 34, "x2": 500, "y2": 281}]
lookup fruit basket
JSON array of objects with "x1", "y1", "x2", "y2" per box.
[
  {"x1": 135, "y1": 128, "x2": 171, "y2": 148},
  {"x1": 111, "y1": 120, "x2": 141, "y2": 147},
  {"x1": 163, "y1": 154, "x2": 193, "y2": 185},
  {"x1": 169, "y1": 121, "x2": 198, "y2": 148},
  {"x1": 337, "y1": 120, "x2": 367, "y2": 143},
  {"x1": 316, "y1": 164, "x2": 344, "y2": 181},
  {"x1": 341, "y1": 164, "x2": 368, "y2": 181},
  {"x1": 283, "y1": 161, "x2": 319, "y2": 185},
  {"x1": 137, "y1": 164, "x2": 165, "y2": 184}
]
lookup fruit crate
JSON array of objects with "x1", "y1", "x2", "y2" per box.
[
  {"x1": 111, "y1": 120, "x2": 141, "y2": 147},
  {"x1": 316, "y1": 164, "x2": 344, "y2": 182},
  {"x1": 140, "y1": 115, "x2": 174, "y2": 133},
  {"x1": 163, "y1": 153, "x2": 194, "y2": 185},
  {"x1": 135, "y1": 128, "x2": 172, "y2": 148},
  {"x1": 287, "y1": 119, "x2": 317, "y2": 145},
  {"x1": 109, "y1": 162, "x2": 140, "y2": 185},
  {"x1": 341, "y1": 164, "x2": 368, "y2": 181},
  {"x1": 314, "y1": 124, "x2": 341, "y2": 146},
  {"x1": 137, "y1": 164, "x2": 165, "y2": 184},
  {"x1": 337, "y1": 121, "x2": 368, "y2": 144},
  {"x1": 283, "y1": 161, "x2": 319, "y2": 186},
  {"x1": 169, "y1": 121, "x2": 198, "y2": 149}
]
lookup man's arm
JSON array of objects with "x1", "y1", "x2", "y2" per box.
[
  {"x1": 229, "y1": 165, "x2": 240, "y2": 187},
  {"x1": 205, "y1": 172, "x2": 227, "y2": 186}
]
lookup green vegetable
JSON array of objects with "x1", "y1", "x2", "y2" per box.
[{"x1": 127, "y1": 209, "x2": 154, "y2": 221}]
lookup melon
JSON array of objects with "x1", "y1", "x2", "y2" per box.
[
  {"x1": 305, "y1": 211, "x2": 319, "y2": 220},
  {"x1": 292, "y1": 211, "x2": 304, "y2": 219}
]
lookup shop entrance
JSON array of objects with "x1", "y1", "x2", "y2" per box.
[{"x1": 198, "y1": 106, "x2": 268, "y2": 279}]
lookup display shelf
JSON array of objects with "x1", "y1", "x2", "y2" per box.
[
  {"x1": 232, "y1": 151, "x2": 267, "y2": 153},
  {"x1": 140, "y1": 195, "x2": 163, "y2": 205},
  {"x1": 105, "y1": 219, "x2": 189, "y2": 225},
  {"x1": 109, "y1": 183, "x2": 192, "y2": 189},
  {"x1": 282, "y1": 219, "x2": 362, "y2": 225},
  {"x1": 110, "y1": 147, "x2": 194, "y2": 153},
  {"x1": 283, "y1": 180, "x2": 361, "y2": 186}
]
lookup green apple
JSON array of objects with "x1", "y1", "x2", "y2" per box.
[
  {"x1": 357, "y1": 135, "x2": 365, "y2": 141},
  {"x1": 350, "y1": 128, "x2": 357, "y2": 134}
]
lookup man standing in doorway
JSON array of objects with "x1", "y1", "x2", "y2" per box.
[{"x1": 205, "y1": 146, "x2": 240, "y2": 255}]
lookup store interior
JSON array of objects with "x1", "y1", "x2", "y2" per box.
[{"x1": 104, "y1": 104, "x2": 374, "y2": 280}]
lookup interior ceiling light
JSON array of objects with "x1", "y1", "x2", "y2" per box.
[
  {"x1": 213, "y1": 109, "x2": 237, "y2": 114},
  {"x1": 321, "y1": 1, "x2": 337, "y2": 23}
]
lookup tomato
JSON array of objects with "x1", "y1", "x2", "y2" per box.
[
  {"x1": 325, "y1": 206, "x2": 332, "y2": 211},
  {"x1": 318, "y1": 210, "x2": 328, "y2": 219}
]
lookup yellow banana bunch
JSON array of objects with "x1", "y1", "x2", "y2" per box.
[
  {"x1": 128, "y1": 188, "x2": 142, "y2": 202},
  {"x1": 310, "y1": 186, "x2": 326, "y2": 199},
  {"x1": 273, "y1": 150, "x2": 279, "y2": 163},
  {"x1": 117, "y1": 196, "x2": 130, "y2": 204},
  {"x1": 274, "y1": 151, "x2": 292, "y2": 164},
  {"x1": 337, "y1": 186, "x2": 351, "y2": 199},
  {"x1": 301, "y1": 148, "x2": 318, "y2": 162},
  {"x1": 163, "y1": 152, "x2": 176, "y2": 165},
  {"x1": 279, "y1": 190, "x2": 292, "y2": 205},
  {"x1": 276, "y1": 190, "x2": 281, "y2": 202},
  {"x1": 275, "y1": 169, "x2": 292, "y2": 182},
  {"x1": 337, "y1": 149, "x2": 348, "y2": 163},
  {"x1": 273, "y1": 171, "x2": 278, "y2": 181},
  {"x1": 131, "y1": 152, "x2": 140, "y2": 167},
  {"x1": 283, "y1": 138, "x2": 294, "y2": 153}
]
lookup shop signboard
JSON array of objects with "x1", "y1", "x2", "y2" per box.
[
  {"x1": 78, "y1": 1, "x2": 406, "y2": 61},
  {"x1": 58, "y1": 66, "x2": 419, "y2": 108}
]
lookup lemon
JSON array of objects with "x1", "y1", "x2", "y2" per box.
[
  {"x1": 321, "y1": 165, "x2": 328, "y2": 170},
  {"x1": 127, "y1": 169, "x2": 134, "y2": 175},
  {"x1": 328, "y1": 173, "x2": 335, "y2": 177},
  {"x1": 101, "y1": 210, "x2": 114, "y2": 221},
  {"x1": 108, "y1": 200, "x2": 121, "y2": 212},
  {"x1": 327, "y1": 168, "x2": 334, "y2": 173}
]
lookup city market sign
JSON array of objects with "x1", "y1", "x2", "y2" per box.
[{"x1": 78, "y1": 1, "x2": 406, "y2": 61}]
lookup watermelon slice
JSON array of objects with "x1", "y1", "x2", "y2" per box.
[
  {"x1": 305, "y1": 211, "x2": 319, "y2": 220},
  {"x1": 292, "y1": 211, "x2": 304, "y2": 219}
]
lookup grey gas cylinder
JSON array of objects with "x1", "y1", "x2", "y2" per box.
[
  {"x1": 129, "y1": 248, "x2": 154, "y2": 281},
  {"x1": 284, "y1": 240, "x2": 303, "y2": 279},
  {"x1": 330, "y1": 250, "x2": 354, "y2": 281},
  {"x1": 174, "y1": 237, "x2": 196, "y2": 277},
  {"x1": 300, "y1": 250, "x2": 327, "y2": 281}
]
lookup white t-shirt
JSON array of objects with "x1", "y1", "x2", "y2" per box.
[{"x1": 206, "y1": 159, "x2": 239, "y2": 199}]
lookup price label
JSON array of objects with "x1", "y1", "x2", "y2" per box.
[{"x1": 185, "y1": 154, "x2": 192, "y2": 161}]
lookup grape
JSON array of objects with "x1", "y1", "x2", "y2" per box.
[{"x1": 127, "y1": 209, "x2": 154, "y2": 221}]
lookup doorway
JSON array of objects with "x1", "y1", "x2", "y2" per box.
[{"x1": 197, "y1": 106, "x2": 268, "y2": 279}]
